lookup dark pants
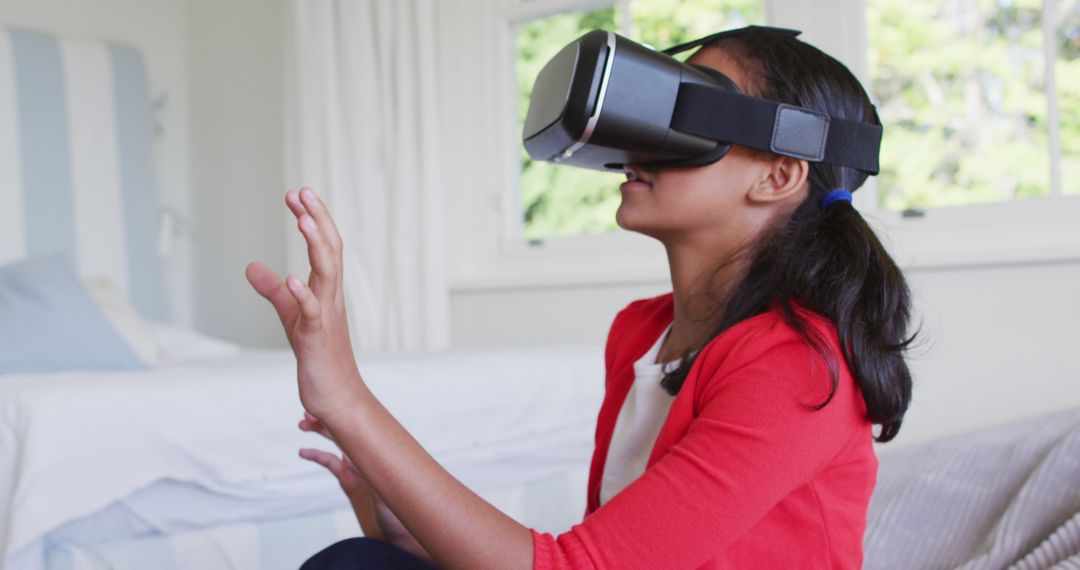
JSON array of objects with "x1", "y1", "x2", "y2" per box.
[{"x1": 300, "y1": 537, "x2": 442, "y2": 570}]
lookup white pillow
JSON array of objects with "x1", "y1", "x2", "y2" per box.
[
  {"x1": 148, "y1": 323, "x2": 240, "y2": 363},
  {"x1": 82, "y1": 278, "x2": 241, "y2": 365},
  {"x1": 82, "y1": 278, "x2": 162, "y2": 365}
]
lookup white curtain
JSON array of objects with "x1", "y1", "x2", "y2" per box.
[{"x1": 284, "y1": 0, "x2": 450, "y2": 353}]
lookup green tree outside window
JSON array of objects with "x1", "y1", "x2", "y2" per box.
[{"x1": 868, "y1": 0, "x2": 1076, "y2": 209}]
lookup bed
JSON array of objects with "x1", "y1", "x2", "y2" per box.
[{"x1": 0, "y1": 334, "x2": 604, "y2": 569}]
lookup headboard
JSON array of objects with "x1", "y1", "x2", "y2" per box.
[{"x1": 0, "y1": 27, "x2": 168, "y2": 321}]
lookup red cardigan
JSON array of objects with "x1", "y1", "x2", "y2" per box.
[{"x1": 531, "y1": 292, "x2": 877, "y2": 569}]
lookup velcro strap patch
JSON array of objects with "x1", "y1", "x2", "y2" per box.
[{"x1": 771, "y1": 104, "x2": 829, "y2": 161}]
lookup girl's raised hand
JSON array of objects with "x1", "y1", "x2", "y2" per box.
[{"x1": 245, "y1": 187, "x2": 363, "y2": 419}]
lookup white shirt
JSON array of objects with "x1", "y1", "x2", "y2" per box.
[{"x1": 598, "y1": 321, "x2": 680, "y2": 506}]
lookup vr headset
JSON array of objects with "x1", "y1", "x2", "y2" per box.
[{"x1": 522, "y1": 25, "x2": 882, "y2": 174}]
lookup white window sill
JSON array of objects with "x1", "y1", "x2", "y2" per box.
[{"x1": 449, "y1": 195, "x2": 1080, "y2": 293}]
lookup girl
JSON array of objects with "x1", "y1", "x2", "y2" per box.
[{"x1": 246, "y1": 27, "x2": 914, "y2": 569}]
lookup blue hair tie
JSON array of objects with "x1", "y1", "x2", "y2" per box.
[{"x1": 821, "y1": 189, "x2": 853, "y2": 208}]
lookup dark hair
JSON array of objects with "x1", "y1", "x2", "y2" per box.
[{"x1": 658, "y1": 29, "x2": 916, "y2": 443}]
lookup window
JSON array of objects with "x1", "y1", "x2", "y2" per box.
[
  {"x1": 867, "y1": 0, "x2": 1079, "y2": 211},
  {"x1": 1058, "y1": 0, "x2": 1080, "y2": 195},
  {"x1": 513, "y1": 0, "x2": 765, "y2": 241}
]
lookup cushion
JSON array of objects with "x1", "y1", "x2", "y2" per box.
[
  {"x1": 82, "y1": 278, "x2": 162, "y2": 365},
  {"x1": 0, "y1": 256, "x2": 146, "y2": 374}
]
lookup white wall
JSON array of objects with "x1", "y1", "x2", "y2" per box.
[
  {"x1": 899, "y1": 260, "x2": 1080, "y2": 445},
  {"x1": 186, "y1": 0, "x2": 287, "y2": 347},
  {"x1": 0, "y1": 0, "x2": 194, "y2": 327}
]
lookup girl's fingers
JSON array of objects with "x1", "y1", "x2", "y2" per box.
[
  {"x1": 285, "y1": 274, "x2": 322, "y2": 327},
  {"x1": 297, "y1": 214, "x2": 336, "y2": 288},
  {"x1": 300, "y1": 448, "x2": 364, "y2": 484},
  {"x1": 298, "y1": 432, "x2": 364, "y2": 482},
  {"x1": 303, "y1": 411, "x2": 331, "y2": 435},
  {"x1": 298, "y1": 417, "x2": 333, "y2": 441},
  {"x1": 285, "y1": 190, "x2": 308, "y2": 220},
  {"x1": 244, "y1": 261, "x2": 298, "y2": 330},
  {"x1": 298, "y1": 187, "x2": 344, "y2": 253},
  {"x1": 299, "y1": 448, "x2": 346, "y2": 478}
]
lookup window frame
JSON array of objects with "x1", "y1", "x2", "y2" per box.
[{"x1": 443, "y1": 0, "x2": 1080, "y2": 293}]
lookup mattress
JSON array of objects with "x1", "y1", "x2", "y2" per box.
[
  {"x1": 43, "y1": 449, "x2": 591, "y2": 570},
  {"x1": 1, "y1": 342, "x2": 605, "y2": 569},
  {"x1": 46, "y1": 507, "x2": 365, "y2": 570}
]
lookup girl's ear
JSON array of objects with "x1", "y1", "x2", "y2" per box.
[{"x1": 746, "y1": 155, "x2": 809, "y2": 205}]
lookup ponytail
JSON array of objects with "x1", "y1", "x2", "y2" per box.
[{"x1": 658, "y1": 30, "x2": 916, "y2": 443}]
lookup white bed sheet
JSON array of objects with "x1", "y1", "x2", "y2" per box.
[
  {"x1": 0, "y1": 342, "x2": 604, "y2": 569},
  {"x1": 44, "y1": 458, "x2": 592, "y2": 570}
]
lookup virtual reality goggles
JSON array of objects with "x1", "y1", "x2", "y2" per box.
[{"x1": 522, "y1": 25, "x2": 882, "y2": 174}]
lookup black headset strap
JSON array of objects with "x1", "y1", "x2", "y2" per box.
[
  {"x1": 661, "y1": 25, "x2": 802, "y2": 56},
  {"x1": 670, "y1": 83, "x2": 882, "y2": 174}
]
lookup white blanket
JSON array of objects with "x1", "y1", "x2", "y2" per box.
[{"x1": 0, "y1": 343, "x2": 604, "y2": 567}]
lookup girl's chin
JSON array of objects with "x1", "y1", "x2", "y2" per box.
[
  {"x1": 615, "y1": 205, "x2": 680, "y2": 239},
  {"x1": 614, "y1": 208, "x2": 651, "y2": 234},
  {"x1": 614, "y1": 207, "x2": 631, "y2": 231}
]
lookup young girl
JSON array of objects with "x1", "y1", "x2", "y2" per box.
[{"x1": 245, "y1": 27, "x2": 913, "y2": 569}]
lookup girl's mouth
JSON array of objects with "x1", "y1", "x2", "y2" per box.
[{"x1": 622, "y1": 164, "x2": 654, "y2": 188}]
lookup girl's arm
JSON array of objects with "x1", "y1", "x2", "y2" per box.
[{"x1": 246, "y1": 187, "x2": 533, "y2": 570}]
